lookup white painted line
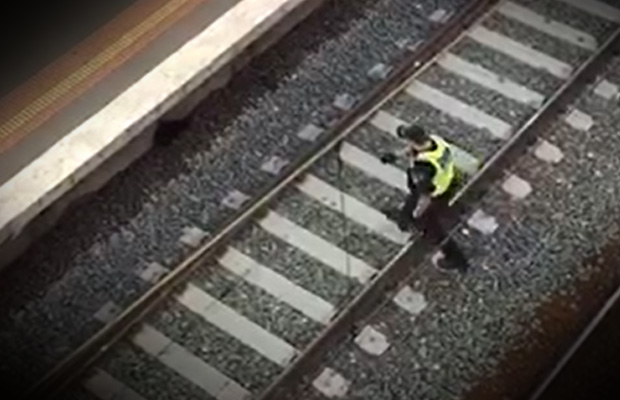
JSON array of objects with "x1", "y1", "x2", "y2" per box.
[
  {"x1": 371, "y1": 111, "x2": 481, "y2": 174},
  {"x1": 502, "y1": 174, "x2": 532, "y2": 199},
  {"x1": 436, "y1": 53, "x2": 545, "y2": 107},
  {"x1": 534, "y1": 140, "x2": 564, "y2": 164},
  {"x1": 218, "y1": 247, "x2": 335, "y2": 323},
  {"x1": 467, "y1": 209, "x2": 499, "y2": 235},
  {"x1": 558, "y1": 0, "x2": 620, "y2": 23},
  {"x1": 338, "y1": 143, "x2": 407, "y2": 192},
  {"x1": 83, "y1": 369, "x2": 147, "y2": 400},
  {"x1": 565, "y1": 109, "x2": 593, "y2": 131},
  {"x1": 354, "y1": 325, "x2": 390, "y2": 355},
  {"x1": 594, "y1": 80, "x2": 619, "y2": 100},
  {"x1": 468, "y1": 26, "x2": 573, "y2": 79},
  {"x1": 405, "y1": 81, "x2": 513, "y2": 139},
  {"x1": 296, "y1": 175, "x2": 410, "y2": 244},
  {"x1": 497, "y1": 2, "x2": 597, "y2": 50},
  {"x1": 313, "y1": 367, "x2": 350, "y2": 398},
  {"x1": 258, "y1": 211, "x2": 377, "y2": 284},
  {"x1": 177, "y1": 283, "x2": 298, "y2": 366},
  {"x1": 132, "y1": 325, "x2": 250, "y2": 400},
  {"x1": 393, "y1": 286, "x2": 428, "y2": 316}
]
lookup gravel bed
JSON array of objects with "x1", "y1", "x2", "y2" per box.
[
  {"x1": 149, "y1": 300, "x2": 281, "y2": 392},
  {"x1": 98, "y1": 341, "x2": 215, "y2": 400},
  {"x1": 325, "y1": 341, "x2": 436, "y2": 399},
  {"x1": 0, "y1": 261, "x2": 151, "y2": 392},
  {"x1": 364, "y1": 301, "x2": 426, "y2": 343},
  {"x1": 232, "y1": 224, "x2": 360, "y2": 307},
  {"x1": 418, "y1": 64, "x2": 533, "y2": 125},
  {"x1": 191, "y1": 264, "x2": 323, "y2": 348},
  {"x1": 577, "y1": 84, "x2": 620, "y2": 127},
  {"x1": 1, "y1": 0, "x2": 473, "y2": 391},
  {"x1": 271, "y1": 187, "x2": 400, "y2": 267},
  {"x1": 451, "y1": 37, "x2": 563, "y2": 95},
  {"x1": 482, "y1": 13, "x2": 591, "y2": 66},
  {"x1": 383, "y1": 92, "x2": 503, "y2": 160},
  {"x1": 513, "y1": 0, "x2": 618, "y2": 41},
  {"x1": 287, "y1": 55, "x2": 620, "y2": 400},
  {"x1": 296, "y1": 385, "x2": 328, "y2": 400}
]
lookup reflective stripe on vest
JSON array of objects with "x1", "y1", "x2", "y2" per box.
[{"x1": 416, "y1": 135, "x2": 455, "y2": 197}]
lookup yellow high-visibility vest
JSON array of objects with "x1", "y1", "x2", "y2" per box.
[{"x1": 416, "y1": 135, "x2": 455, "y2": 197}]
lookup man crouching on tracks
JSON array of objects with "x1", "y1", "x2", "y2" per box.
[{"x1": 380, "y1": 124, "x2": 470, "y2": 273}]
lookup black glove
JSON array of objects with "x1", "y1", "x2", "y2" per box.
[{"x1": 380, "y1": 152, "x2": 397, "y2": 164}]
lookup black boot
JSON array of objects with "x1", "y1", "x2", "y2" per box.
[{"x1": 432, "y1": 250, "x2": 470, "y2": 273}]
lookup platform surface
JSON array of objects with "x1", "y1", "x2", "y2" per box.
[
  {"x1": 0, "y1": 0, "x2": 240, "y2": 184},
  {"x1": 0, "y1": 0, "x2": 316, "y2": 251}
]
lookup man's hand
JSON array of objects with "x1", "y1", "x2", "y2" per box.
[{"x1": 380, "y1": 152, "x2": 397, "y2": 164}]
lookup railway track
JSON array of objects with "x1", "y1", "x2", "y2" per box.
[{"x1": 27, "y1": 0, "x2": 620, "y2": 399}]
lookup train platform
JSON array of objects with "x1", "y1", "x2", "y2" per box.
[
  {"x1": 3, "y1": 0, "x2": 620, "y2": 397},
  {"x1": 0, "y1": 0, "x2": 322, "y2": 269}
]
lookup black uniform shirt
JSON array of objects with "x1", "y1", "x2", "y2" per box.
[
  {"x1": 406, "y1": 160, "x2": 436, "y2": 211},
  {"x1": 399, "y1": 140, "x2": 438, "y2": 208},
  {"x1": 407, "y1": 160, "x2": 435, "y2": 193}
]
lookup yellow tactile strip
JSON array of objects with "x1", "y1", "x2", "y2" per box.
[{"x1": 0, "y1": 0, "x2": 205, "y2": 155}]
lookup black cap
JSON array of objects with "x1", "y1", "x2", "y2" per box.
[{"x1": 396, "y1": 124, "x2": 428, "y2": 144}]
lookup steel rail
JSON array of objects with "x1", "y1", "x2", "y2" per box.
[
  {"x1": 25, "y1": 1, "x2": 497, "y2": 398},
  {"x1": 258, "y1": 16, "x2": 620, "y2": 400}
]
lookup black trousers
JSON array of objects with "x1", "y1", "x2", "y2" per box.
[{"x1": 399, "y1": 183, "x2": 469, "y2": 270}]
